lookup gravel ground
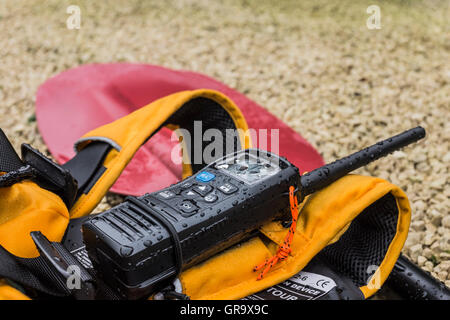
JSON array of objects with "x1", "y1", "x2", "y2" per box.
[{"x1": 0, "y1": 0, "x2": 449, "y2": 294}]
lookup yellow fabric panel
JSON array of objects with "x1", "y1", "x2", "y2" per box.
[
  {"x1": 180, "y1": 174, "x2": 410, "y2": 300},
  {"x1": 0, "y1": 281, "x2": 30, "y2": 300},
  {"x1": 0, "y1": 180, "x2": 69, "y2": 258},
  {"x1": 180, "y1": 237, "x2": 272, "y2": 299},
  {"x1": 70, "y1": 89, "x2": 250, "y2": 218},
  {"x1": 360, "y1": 186, "x2": 410, "y2": 298}
]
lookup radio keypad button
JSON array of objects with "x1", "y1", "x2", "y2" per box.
[
  {"x1": 218, "y1": 183, "x2": 238, "y2": 195},
  {"x1": 157, "y1": 190, "x2": 176, "y2": 199},
  {"x1": 196, "y1": 171, "x2": 216, "y2": 182},
  {"x1": 193, "y1": 184, "x2": 213, "y2": 196},
  {"x1": 203, "y1": 193, "x2": 218, "y2": 203},
  {"x1": 178, "y1": 201, "x2": 198, "y2": 214},
  {"x1": 182, "y1": 190, "x2": 198, "y2": 198}
]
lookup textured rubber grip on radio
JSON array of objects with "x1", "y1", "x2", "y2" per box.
[{"x1": 300, "y1": 126, "x2": 426, "y2": 196}]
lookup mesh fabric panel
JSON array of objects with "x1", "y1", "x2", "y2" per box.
[
  {"x1": 0, "y1": 129, "x2": 23, "y2": 172},
  {"x1": 165, "y1": 97, "x2": 241, "y2": 173},
  {"x1": 319, "y1": 193, "x2": 399, "y2": 287}
]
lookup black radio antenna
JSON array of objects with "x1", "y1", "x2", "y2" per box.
[{"x1": 299, "y1": 126, "x2": 426, "y2": 199}]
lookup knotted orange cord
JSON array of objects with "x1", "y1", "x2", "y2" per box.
[{"x1": 254, "y1": 186, "x2": 300, "y2": 280}]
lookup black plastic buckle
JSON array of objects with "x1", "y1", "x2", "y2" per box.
[
  {"x1": 21, "y1": 144, "x2": 78, "y2": 209},
  {"x1": 30, "y1": 231, "x2": 96, "y2": 300}
]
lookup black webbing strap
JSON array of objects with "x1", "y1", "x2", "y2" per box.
[
  {"x1": 0, "y1": 128, "x2": 112, "y2": 208},
  {"x1": 0, "y1": 236, "x2": 113, "y2": 300},
  {"x1": 0, "y1": 244, "x2": 70, "y2": 298},
  {"x1": 62, "y1": 142, "x2": 111, "y2": 199},
  {"x1": 0, "y1": 129, "x2": 77, "y2": 207},
  {"x1": 126, "y1": 197, "x2": 184, "y2": 278},
  {"x1": 0, "y1": 130, "x2": 67, "y2": 297},
  {"x1": 0, "y1": 129, "x2": 24, "y2": 173},
  {"x1": 0, "y1": 129, "x2": 38, "y2": 188},
  {"x1": 0, "y1": 130, "x2": 114, "y2": 299}
]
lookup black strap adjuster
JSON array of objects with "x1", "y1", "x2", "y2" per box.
[
  {"x1": 21, "y1": 144, "x2": 78, "y2": 208},
  {"x1": 0, "y1": 127, "x2": 78, "y2": 208},
  {"x1": 30, "y1": 231, "x2": 96, "y2": 300}
]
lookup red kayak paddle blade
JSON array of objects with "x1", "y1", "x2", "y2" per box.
[{"x1": 36, "y1": 63, "x2": 324, "y2": 196}]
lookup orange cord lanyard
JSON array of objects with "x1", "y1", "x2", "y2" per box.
[{"x1": 254, "y1": 186, "x2": 300, "y2": 280}]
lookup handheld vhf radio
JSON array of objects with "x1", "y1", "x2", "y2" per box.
[{"x1": 79, "y1": 126, "x2": 426, "y2": 299}]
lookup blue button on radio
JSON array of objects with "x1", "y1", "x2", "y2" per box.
[{"x1": 196, "y1": 171, "x2": 215, "y2": 182}]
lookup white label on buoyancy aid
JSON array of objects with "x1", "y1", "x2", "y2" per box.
[{"x1": 244, "y1": 271, "x2": 337, "y2": 300}]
